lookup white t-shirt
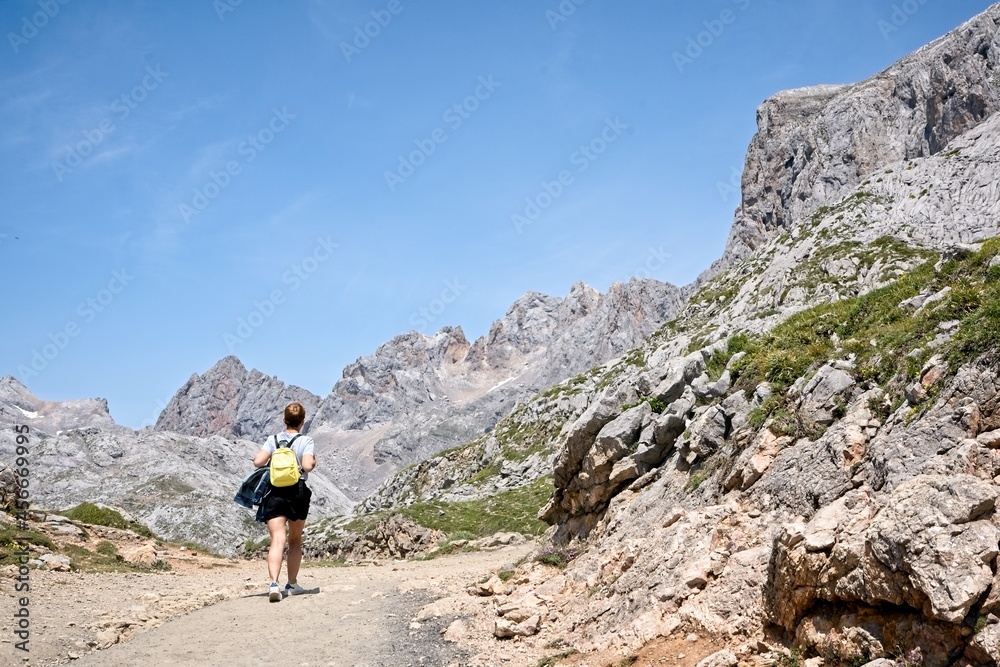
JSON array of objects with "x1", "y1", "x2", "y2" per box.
[{"x1": 262, "y1": 432, "x2": 315, "y2": 481}]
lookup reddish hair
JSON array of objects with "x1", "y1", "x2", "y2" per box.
[{"x1": 284, "y1": 403, "x2": 306, "y2": 429}]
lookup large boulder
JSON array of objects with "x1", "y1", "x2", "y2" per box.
[
  {"x1": 765, "y1": 475, "x2": 999, "y2": 631},
  {"x1": 799, "y1": 364, "x2": 857, "y2": 427},
  {"x1": 652, "y1": 353, "x2": 706, "y2": 405},
  {"x1": 581, "y1": 403, "x2": 651, "y2": 481},
  {"x1": 552, "y1": 388, "x2": 631, "y2": 489}
]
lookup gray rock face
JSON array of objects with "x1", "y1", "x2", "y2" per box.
[
  {"x1": 153, "y1": 356, "x2": 322, "y2": 442},
  {"x1": 0, "y1": 375, "x2": 124, "y2": 437},
  {"x1": 152, "y1": 280, "x2": 683, "y2": 500},
  {"x1": 708, "y1": 4, "x2": 1000, "y2": 277},
  {"x1": 552, "y1": 388, "x2": 631, "y2": 491},
  {"x1": 766, "y1": 475, "x2": 998, "y2": 629},
  {"x1": 309, "y1": 279, "x2": 685, "y2": 498},
  {"x1": 0, "y1": 384, "x2": 352, "y2": 555}
]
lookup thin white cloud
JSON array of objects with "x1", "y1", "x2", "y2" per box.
[
  {"x1": 87, "y1": 142, "x2": 140, "y2": 166},
  {"x1": 184, "y1": 139, "x2": 237, "y2": 180},
  {"x1": 163, "y1": 94, "x2": 229, "y2": 124}
]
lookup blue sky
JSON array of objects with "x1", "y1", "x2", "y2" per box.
[{"x1": 1, "y1": 0, "x2": 994, "y2": 428}]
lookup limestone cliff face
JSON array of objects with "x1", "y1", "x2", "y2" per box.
[
  {"x1": 708, "y1": 4, "x2": 1000, "y2": 276},
  {"x1": 153, "y1": 356, "x2": 322, "y2": 443},
  {"x1": 312, "y1": 327, "x2": 473, "y2": 431},
  {"x1": 147, "y1": 279, "x2": 683, "y2": 501},
  {"x1": 315, "y1": 279, "x2": 683, "y2": 432},
  {"x1": 309, "y1": 278, "x2": 685, "y2": 498},
  {"x1": 0, "y1": 375, "x2": 125, "y2": 436}
]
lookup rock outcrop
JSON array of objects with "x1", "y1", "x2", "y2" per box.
[
  {"x1": 301, "y1": 514, "x2": 444, "y2": 561},
  {"x1": 151, "y1": 280, "x2": 684, "y2": 500},
  {"x1": 0, "y1": 383, "x2": 352, "y2": 555},
  {"x1": 766, "y1": 476, "x2": 998, "y2": 630},
  {"x1": 708, "y1": 4, "x2": 1000, "y2": 276},
  {"x1": 286, "y1": 279, "x2": 683, "y2": 499},
  {"x1": 153, "y1": 356, "x2": 322, "y2": 442}
]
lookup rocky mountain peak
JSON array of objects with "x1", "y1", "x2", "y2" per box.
[
  {"x1": 0, "y1": 375, "x2": 37, "y2": 410},
  {"x1": 153, "y1": 356, "x2": 321, "y2": 443}
]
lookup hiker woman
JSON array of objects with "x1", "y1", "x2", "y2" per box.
[{"x1": 253, "y1": 402, "x2": 316, "y2": 602}]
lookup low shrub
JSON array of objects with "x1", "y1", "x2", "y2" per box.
[
  {"x1": 534, "y1": 545, "x2": 579, "y2": 569},
  {"x1": 60, "y1": 502, "x2": 155, "y2": 538}
]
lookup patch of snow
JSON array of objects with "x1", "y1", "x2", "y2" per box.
[
  {"x1": 487, "y1": 377, "x2": 517, "y2": 394},
  {"x1": 14, "y1": 405, "x2": 38, "y2": 419}
]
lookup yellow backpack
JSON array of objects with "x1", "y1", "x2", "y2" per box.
[{"x1": 269, "y1": 435, "x2": 301, "y2": 488}]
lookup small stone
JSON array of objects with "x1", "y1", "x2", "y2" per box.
[
  {"x1": 904, "y1": 383, "x2": 927, "y2": 405},
  {"x1": 662, "y1": 507, "x2": 686, "y2": 529},
  {"x1": 686, "y1": 633, "x2": 699, "y2": 642},
  {"x1": 94, "y1": 629, "x2": 119, "y2": 649},
  {"x1": 977, "y1": 430, "x2": 1000, "y2": 449},
  {"x1": 442, "y1": 620, "x2": 467, "y2": 643},
  {"x1": 39, "y1": 554, "x2": 72, "y2": 572}
]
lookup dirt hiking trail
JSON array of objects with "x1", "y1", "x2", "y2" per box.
[{"x1": 11, "y1": 546, "x2": 537, "y2": 667}]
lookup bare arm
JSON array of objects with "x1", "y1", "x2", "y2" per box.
[
  {"x1": 253, "y1": 449, "x2": 271, "y2": 468},
  {"x1": 301, "y1": 454, "x2": 316, "y2": 473}
]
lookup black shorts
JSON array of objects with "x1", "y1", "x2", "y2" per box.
[{"x1": 262, "y1": 480, "x2": 312, "y2": 522}]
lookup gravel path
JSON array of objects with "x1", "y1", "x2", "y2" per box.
[
  {"x1": 73, "y1": 569, "x2": 460, "y2": 667},
  {"x1": 6, "y1": 547, "x2": 534, "y2": 667}
]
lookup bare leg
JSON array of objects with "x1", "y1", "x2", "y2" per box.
[
  {"x1": 286, "y1": 520, "x2": 305, "y2": 585},
  {"x1": 266, "y1": 517, "x2": 287, "y2": 583}
]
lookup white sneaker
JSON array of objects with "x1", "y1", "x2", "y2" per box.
[
  {"x1": 284, "y1": 582, "x2": 306, "y2": 596},
  {"x1": 268, "y1": 582, "x2": 281, "y2": 602}
]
